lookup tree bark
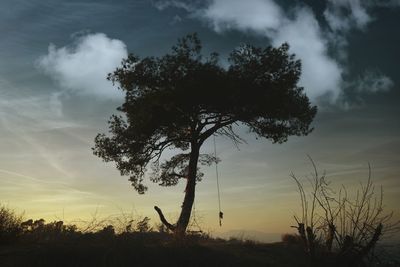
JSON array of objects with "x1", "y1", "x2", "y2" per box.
[{"x1": 174, "y1": 141, "x2": 200, "y2": 236}]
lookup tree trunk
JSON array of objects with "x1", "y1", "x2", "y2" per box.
[{"x1": 174, "y1": 141, "x2": 200, "y2": 236}]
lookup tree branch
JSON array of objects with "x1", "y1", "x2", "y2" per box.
[
  {"x1": 154, "y1": 206, "x2": 175, "y2": 231},
  {"x1": 199, "y1": 118, "x2": 237, "y2": 144}
]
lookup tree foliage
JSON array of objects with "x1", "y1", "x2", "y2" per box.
[{"x1": 93, "y1": 33, "x2": 316, "y2": 194}]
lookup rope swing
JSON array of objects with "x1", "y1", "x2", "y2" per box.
[{"x1": 213, "y1": 134, "x2": 223, "y2": 226}]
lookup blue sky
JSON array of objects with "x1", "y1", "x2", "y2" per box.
[{"x1": 0, "y1": 0, "x2": 399, "y2": 239}]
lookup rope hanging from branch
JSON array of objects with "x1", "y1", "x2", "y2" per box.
[{"x1": 213, "y1": 134, "x2": 223, "y2": 226}]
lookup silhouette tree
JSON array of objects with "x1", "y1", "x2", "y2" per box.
[{"x1": 93, "y1": 34, "x2": 317, "y2": 236}]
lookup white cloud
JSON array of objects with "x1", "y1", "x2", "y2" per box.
[
  {"x1": 200, "y1": 0, "x2": 283, "y2": 34},
  {"x1": 354, "y1": 71, "x2": 394, "y2": 93},
  {"x1": 272, "y1": 7, "x2": 343, "y2": 101},
  {"x1": 324, "y1": 0, "x2": 371, "y2": 32},
  {"x1": 198, "y1": 0, "x2": 343, "y2": 103},
  {"x1": 38, "y1": 33, "x2": 128, "y2": 99}
]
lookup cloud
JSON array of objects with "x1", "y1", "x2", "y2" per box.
[
  {"x1": 153, "y1": 0, "x2": 196, "y2": 11},
  {"x1": 200, "y1": 0, "x2": 283, "y2": 34},
  {"x1": 271, "y1": 7, "x2": 343, "y2": 101},
  {"x1": 324, "y1": 0, "x2": 371, "y2": 32},
  {"x1": 37, "y1": 33, "x2": 128, "y2": 99},
  {"x1": 198, "y1": 0, "x2": 343, "y2": 103},
  {"x1": 353, "y1": 71, "x2": 394, "y2": 93},
  {"x1": 324, "y1": 0, "x2": 400, "y2": 33},
  {"x1": 0, "y1": 91, "x2": 82, "y2": 178}
]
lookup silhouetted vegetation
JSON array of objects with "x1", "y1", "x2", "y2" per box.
[
  {"x1": 0, "y1": 208, "x2": 308, "y2": 267},
  {"x1": 0, "y1": 205, "x2": 23, "y2": 245},
  {"x1": 290, "y1": 157, "x2": 400, "y2": 267},
  {"x1": 93, "y1": 33, "x2": 317, "y2": 235},
  {"x1": 1, "y1": 160, "x2": 400, "y2": 266}
]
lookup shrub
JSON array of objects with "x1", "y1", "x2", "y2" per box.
[
  {"x1": 0, "y1": 204, "x2": 23, "y2": 244},
  {"x1": 19, "y1": 218, "x2": 80, "y2": 243}
]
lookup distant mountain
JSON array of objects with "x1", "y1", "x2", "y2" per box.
[{"x1": 214, "y1": 230, "x2": 285, "y2": 243}]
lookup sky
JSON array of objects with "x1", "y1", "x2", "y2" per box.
[{"x1": 0, "y1": 0, "x2": 399, "y2": 240}]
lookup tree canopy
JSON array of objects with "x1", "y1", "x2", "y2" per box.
[{"x1": 93, "y1": 34, "x2": 317, "y2": 234}]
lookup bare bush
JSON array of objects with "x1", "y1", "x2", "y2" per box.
[{"x1": 291, "y1": 157, "x2": 400, "y2": 266}]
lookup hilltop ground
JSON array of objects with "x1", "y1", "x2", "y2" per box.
[
  {"x1": 1, "y1": 230, "x2": 400, "y2": 267},
  {"x1": 0, "y1": 232, "x2": 309, "y2": 267}
]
